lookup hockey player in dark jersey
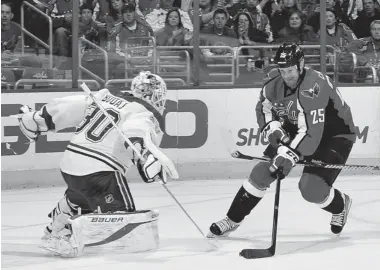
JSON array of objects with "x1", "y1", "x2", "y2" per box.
[{"x1": 208, "y1": 43, "x2": 356, "y2": 238}]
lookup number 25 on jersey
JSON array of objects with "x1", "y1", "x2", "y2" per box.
[{"x1": 311, "y1": 108, "x2": 325, "y2": 124}]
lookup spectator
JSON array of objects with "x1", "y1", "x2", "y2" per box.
[
  {"x1": 233, "y1": 11, "x2": 269, "y2": 64},
  {"x1": 277, "y1": 9, "x2": 318, "y2": 44},
  {"x1": 200, "y1": 8, "x2": 238, "y2": 57},
  {"x1": 110, "y1": 3, "x2": 152, "y2": 56},
  {"x1": 244, "y1": 0, "x2": 273, "y2": 42},
  {"x1": 318, "y1": 9, "x2": 357, "y2": 52},
  {"x1": 79, "y1": 3, "x2": 100, "y2": 45},
  {"x1": 334, "y1": 0, "x2": 362, "y2": 27},
  {"x1": 320, "y1": 8, "x2": 358, "y2": 83},
  {"x1": 188, "y1": 0, "x2": 217, "y2": 29},
  {"x1": 270, "y1": 0, "x2": 304, "y2": 39},
  {"x1": 155, "y1": 8, "x2": 192, "y2": 45},
  {"x1": 307, "y1": 0, "x2": 336, "y2": 33},
  {"x1": 146, "y1": 0, "x2": 193, "y2": 32},
  {"x1": 106, "y1": 0, "x2": 152, "y2": 47},
  {"x1": 354, "y1": 0, "x2": 380, "y2": 38},
  {"x1": 1, "y1": 3, "x2": 21, "y2": 54},
  {"x1": 226, "y1": 0, "x2": 247, "y2": 20},
  {"x1": 349, "y1": 20, "x2": 380, "y2": 78}
]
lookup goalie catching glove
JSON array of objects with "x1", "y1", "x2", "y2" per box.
[
  {"x1": 262, "y1": 121, "x2": 290, "y2": 148},
  {"x1": 269, "y1": 145, "x2": 300, "y2": 177},
  {"x1": 16, "y1": 105, "x2": 48, "y2": 142}
]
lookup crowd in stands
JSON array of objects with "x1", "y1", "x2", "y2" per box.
[{"x1": 2, "y1": 0, "x2": 380, "y2": 85}]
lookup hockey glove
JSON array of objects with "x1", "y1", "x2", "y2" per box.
[
  {"x1": 262, "y1": 121, "x2": 290, "y2": 148},
  {"x1": 269, "y1": 145, "x2": 300, "y2": 177},
  {"x1": 136, "y1": 150, "x2": 163, "y2": 183},
  {"x1": 17, "y1": 105, "x2": 44, "y2": 142}
]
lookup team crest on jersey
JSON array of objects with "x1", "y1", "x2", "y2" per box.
[
  {"x1": 105, "y1": 194, "x2": 114, "y2": 204},
  {"x1": 301, "y1": 83, "x2": 320, "y2": 99},
  {"x1": 272, "y1": 100, "x2": 297, "y2": 122}
]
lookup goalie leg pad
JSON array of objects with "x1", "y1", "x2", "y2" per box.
[
  {"x1": 39, "y1": 222, "x2": 85, "y2": 258},
  {"x1": 44, "y1": 195, "x2": 78, "y2": 239},
  {"x1": 70, "y1": 210, "x2": 160, "y2": 254}
]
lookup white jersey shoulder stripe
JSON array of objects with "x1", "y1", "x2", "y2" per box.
[
  {"x1": 290, "y1": 98, "x2": 308, "y2": 150},
  {"x1": 262, "y1": 85, "x2": 273, "y2": 124}
]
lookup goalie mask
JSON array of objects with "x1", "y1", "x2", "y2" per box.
[{"x1": 131, "y1": 72, "x2": 167, "y2": 114}]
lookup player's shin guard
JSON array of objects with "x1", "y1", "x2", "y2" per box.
[
  {"x1": 208, "y1": 180, "x2": 265, "y2": 237},
  {"x1": 318, "y1": 188, "x2": 352, "y2": 235}
]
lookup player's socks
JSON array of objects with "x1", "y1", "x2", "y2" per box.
[
  {"x1": 226, "y1": 185, "x2": 263, "y2": 223},
  {"x1": 208, "y1": 183, "x2": 264, "y2": 237}
]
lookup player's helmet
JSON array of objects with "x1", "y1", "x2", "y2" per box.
[
  {"x1": 131, "y1": 71, "x2": 167, "y2": 114},
  {"x1": 274, "y1": 43, "x2": 305, "y2": 70}
]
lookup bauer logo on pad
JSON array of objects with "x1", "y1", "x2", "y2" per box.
[{"x1": 301, "y1": 83, "x2": 320, "y2": 99}]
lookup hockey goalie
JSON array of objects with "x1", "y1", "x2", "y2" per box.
[{"x1": 16, "y1": 72, "x2": 179, "y2": 257}]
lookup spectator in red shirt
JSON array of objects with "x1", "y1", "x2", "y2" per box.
[{"x1": 1, "y1": 3, "x2": 21, "y2": 54}]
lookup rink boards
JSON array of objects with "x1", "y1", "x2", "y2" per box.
[{"x1": 2, "y1": 86, "x2": 380, "y2": 189}]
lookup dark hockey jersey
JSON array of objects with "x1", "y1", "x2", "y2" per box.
[{"x1": 256, "y1": 68, "x2": 356, "y2": 157}]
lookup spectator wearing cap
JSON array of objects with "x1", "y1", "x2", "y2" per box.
[
  {"x1": 145, "y1": 0, "x2": 193, "y2": 32},
  {"x1": 155, "y1": 7, "x2": 191, "y2": 45},
  {"x1": 200, "y1": 8, "x2": 238, "y2": 57},
  {"x1": 1, "y1": 3, "x2": 21, "y2": 54},
  {"x1": 353, "y1": 0, "x2": 380, "y2": 38}
]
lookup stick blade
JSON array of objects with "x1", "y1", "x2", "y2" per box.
[{"x1": 239, "y1": 248, "x2": 275, "y2": 259}]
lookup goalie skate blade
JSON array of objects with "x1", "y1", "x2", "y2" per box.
[{"x1": 239, "y1": 248, "x2": 275, "y2": 259}]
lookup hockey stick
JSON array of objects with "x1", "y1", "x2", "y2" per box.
[
  {"x1": 220, "y1": 127, "x2": 379, "y2": 172},
  {"x1": 231, "y1": 150, "x2": 380, "y2": 171},
  {"x1": 80, "y1": 83, "x2": 219, "y2": 249},
  {"x1": 240, "y1": 173, "x2": 284, "y2": 259}
]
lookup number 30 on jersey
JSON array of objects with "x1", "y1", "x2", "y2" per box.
[{"x1": 311, "y1": 108, "x2": 325, "y2": 124}]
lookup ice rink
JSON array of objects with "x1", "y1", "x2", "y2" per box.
[{"x1": 2, "y1": 175, "x2": 380, "y2": 270}]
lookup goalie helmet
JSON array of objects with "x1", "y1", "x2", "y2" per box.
[
  {"x1": 274, "y1": 43, "x2": 305, "y2": 71},
  {"x1": 131, "y1": 71, "x2": 167, "y2": 114}
]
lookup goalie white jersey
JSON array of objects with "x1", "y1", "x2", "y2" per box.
[{"x1": 42, "y1": 89, "x2": 164, "y2": 176}]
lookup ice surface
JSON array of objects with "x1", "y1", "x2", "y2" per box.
[{"x1": 2, "y1": 175, "x2": 380, "y2": 270}]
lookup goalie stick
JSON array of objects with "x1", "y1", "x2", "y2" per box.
[{"x1": 80, "y1": 83, "x2": 219, "y2": 249}]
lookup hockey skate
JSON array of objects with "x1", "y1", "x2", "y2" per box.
[
  {"x1": 330, "y1": 193, "x2": 352, "y2": 235},
  {"x1": 207, "y1": 217, "x2": 240, "y2": 238}
]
